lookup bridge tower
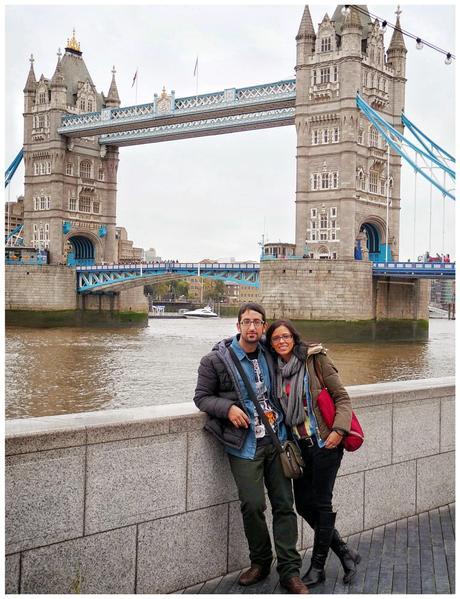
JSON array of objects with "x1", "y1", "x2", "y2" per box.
[
  {"x1": 22, "y1": 31, "x2": 120, "y2": 265},
  {"x1": 294, "y1": 5, "x2": 407, "y2": 261}
]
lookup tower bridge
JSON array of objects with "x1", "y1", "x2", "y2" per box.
[{"x1": 5, "y1": 5, "x2": 455, "y2": 326}]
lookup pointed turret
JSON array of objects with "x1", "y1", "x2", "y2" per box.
[
  {"x1": 296, "y1": 5, "x2": 315, "y2": 39},
  {"x1": 388, "y1": 11, "x2": 406, "y2": 51},
  {"x1": 387, "y1": 6, "x2": 407, "y2": 79},
  {"x1": 51, "y1": 49, "x2": 66, "y2": 87},
  {"x1": 342, "y1": 5, "x2": 363, "y2": 32},
  {"x1": 296, "y1": 6, "x2": 316, "y2": 69},
  {"x1": 23, "y1": 54, "x2": 36, "y2": 92},
  {"x1": 341, "y1": 6, "x2": 363, "y2": 55},
  {"x1": 50, "y1": 48, "x2": 67, "y2": 108},
  {"x1": 105, "y1": 66, "x2": 121, "y2": 107}
]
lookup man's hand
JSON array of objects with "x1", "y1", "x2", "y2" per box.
[
  {"x1": 228, "y1": 405, "x2": 250, "y2": 429},
  {"x1": 324, "y1": 431, "x2": 343, "y2": 449}
]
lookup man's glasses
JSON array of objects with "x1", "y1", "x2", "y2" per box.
[
  {"x1": 240, "y1": 319, "x2": 264, "y2": 328},
  {"x1": 271, "y1": 334, "x2": 293, "y2": 344}
]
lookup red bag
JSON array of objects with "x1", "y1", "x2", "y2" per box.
[{"x1": 313, "y1": 357, "x2": 364, "y2": 452}]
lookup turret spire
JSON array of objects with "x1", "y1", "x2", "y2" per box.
[
  {"x1": 51, "y1": 48, "x2": 66, "y2": 88},
  {"x1": 23, "y1": 53, "x2": 36, "y2": 92},
  {"x1": 388, "y1": 5, "x2": 407, "y2": 51},
  {"x1": 296, "y1": 6, "x2": 315, "y2": 39},
  {"x1": 106, "y1": 65, "x2": 121, "y2": 107},
  {"x1": 342, "y1": 5, "x2": 363, "y2": 31}
]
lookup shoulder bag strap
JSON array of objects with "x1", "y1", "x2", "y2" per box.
[
  {"x1": 313, "y1": 354, "x2": 326, "y2": 389},
  {"x1": 228, "y1": 347, "x2": 283, "y2": 453}
]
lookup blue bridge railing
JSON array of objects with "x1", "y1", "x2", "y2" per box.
[
  {"x1": 372, "y1": 261, "x2": 455, "y2": 278},
  {"x1": 76, "y1": 262, "x2": 260, "y2": 293}
]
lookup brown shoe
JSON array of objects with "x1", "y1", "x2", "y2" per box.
[
  {"x1": 281, "y1": 575, "x2": 309, "y2": 594},
  {"x1": 238, "y1": 564, "x2": 271, "y2": 586}
]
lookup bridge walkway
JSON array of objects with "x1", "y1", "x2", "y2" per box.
[{"x1": 177, "y1": 503, "x2": 455, "y2": 594}]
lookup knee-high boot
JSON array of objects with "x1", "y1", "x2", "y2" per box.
[
  {"x1": 330, "y1": 529, "x2": 361, "y2": 583},
  {"x1": 302, "y1": 511, "x2": 336, "y2": 587}
]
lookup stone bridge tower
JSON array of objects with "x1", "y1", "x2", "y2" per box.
[
  {"x1": 294, "y1": 5, "x2": 407, "y2": 261},
  {"x1": 22, "y1": 31, "x2": 120, "y2": 265}
]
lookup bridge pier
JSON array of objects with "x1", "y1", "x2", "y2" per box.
[
  {"x1": 260, "y1": 259, "x2": 429, "y2": 339},
  {"x1": 5, "y1": 265, "x2": 148, "y2": 327}
]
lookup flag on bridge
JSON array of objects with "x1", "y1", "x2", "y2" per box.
[
  {"x1": 131, "y1": 69, "x2": 138, "y2": 87},
  {"x1": 193, "y1": 57, "x2": 198, "y2": 77}
]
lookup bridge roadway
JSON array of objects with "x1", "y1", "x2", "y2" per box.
[
  {"x1": 76, "y1": 260, "x2": 455, "y2": 294},
  {"x1": 57, "y1": 79, "x2": 296, "y2": 145}
]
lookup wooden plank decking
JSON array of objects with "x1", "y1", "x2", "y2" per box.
[{"x1": 177, "y1": 503, "x2": 455, "y2": 594}]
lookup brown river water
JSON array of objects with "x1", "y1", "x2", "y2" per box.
[{"x1": 5, "y1": 318, "x2": 455, "y2": 419}]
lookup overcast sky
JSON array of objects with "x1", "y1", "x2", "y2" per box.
[{"x1": 4, "y1": 2, "x2": 456, "y2": 262}]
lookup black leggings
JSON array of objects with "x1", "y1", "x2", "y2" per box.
[{"x1": 293, "y1": 439, "x2": 343, "y2": 525}]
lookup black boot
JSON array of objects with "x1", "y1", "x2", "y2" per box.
[
  {"x1": 330, "y1": 529, "x2": 361, "y2": 584},
  {"x1": 302, "y1": 511, "x2": 336, "y2": 588}
]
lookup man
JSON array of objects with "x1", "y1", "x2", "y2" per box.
[{"x1": 194, "y1": 302, "x2": 308, "y2": 594}]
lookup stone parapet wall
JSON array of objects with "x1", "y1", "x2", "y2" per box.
[
  {"x1": 260, "y1": 259, "x2": 374, "y2": 320},
  {"x1": 5, "y1": 377, "x2": 455, "y2": 594},
  {"x1": 5, "y1": 265, "x2": 77, "y2": 310}
]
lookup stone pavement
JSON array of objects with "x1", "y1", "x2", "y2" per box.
[{"x1": 177, "y1": 504, "x2": 455, "y2": 594}]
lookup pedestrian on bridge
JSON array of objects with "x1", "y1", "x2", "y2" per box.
[
  {"x1": 194, "y1": 303, "x2": 308, "y2": 594},
  {"x1": 265, "y1": 320, "x2": 360, "y2": 588}
]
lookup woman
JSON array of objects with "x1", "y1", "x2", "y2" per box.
[{"x1": 265, "y1": 319, "x2": 360, "y2": 587}]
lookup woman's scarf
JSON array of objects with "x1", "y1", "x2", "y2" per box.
[{"x1": 275, "y1": 353, "x2": 306, "y2": 427}]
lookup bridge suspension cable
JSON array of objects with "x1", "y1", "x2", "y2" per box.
[
  {"x1": 356, "y1": 93, "x2": 455, "y2": 200},
  {"x1": 5, "y1": 148, "x2": 24, "y2": 188}
]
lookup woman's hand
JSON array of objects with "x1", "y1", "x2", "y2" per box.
[
  {"x1": 228, "y1": 405, "x2": 250, "y2": 428},
  {"x1": 325, "y1": 431, "x2": 343, "y2": 449}
]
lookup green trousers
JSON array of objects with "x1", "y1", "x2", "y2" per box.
[{"x1": 228, "y1": 444, "x2": 301, "y2": 582}]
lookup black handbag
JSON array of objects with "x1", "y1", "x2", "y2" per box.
[{"x1": 229, "y1": 348, "x2": 305, "y2": 479}]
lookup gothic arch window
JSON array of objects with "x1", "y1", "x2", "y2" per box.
[
  {"x1": 37, "y1": 90, "x2": 47, "y2": 104},
  {"x1": 321, "y1": 37, "x2": 332, "y2": 52},
  {"x1": 369, "y1": 170, "x2": 379, "y2": 193},
  {"x1": 367, "y1": 72, "x2": 372, "y2": 87},
  {"x1": 357, "y1": 168, "x2": 366, "y2": 190},
  {"x1": 369, "y1": 126, "x2": 379, "y2": 147},
  {"x1": 80, "y1": 161, "x2": 92, "y2": 179}
]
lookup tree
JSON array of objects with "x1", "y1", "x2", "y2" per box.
[
  {"x1": 203, "y1": 279, "x2": 225, "y2": 302},
  {"x1": 170, "y1": 279, "x2": 189, "y2": 299}
]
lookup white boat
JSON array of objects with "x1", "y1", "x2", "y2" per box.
[{"x1": 183, "y1": 305, "x2": 218, "y2": 318}]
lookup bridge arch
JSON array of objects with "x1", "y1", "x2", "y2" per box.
[
  {"x1": 356, "y1": 216, "x2": 389, "y2": 261},
  {"x1": 66, "y1": 232, "x2": 100, "y2": 266}
]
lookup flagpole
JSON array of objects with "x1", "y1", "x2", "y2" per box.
[
  {"x1": 195, "y1": 59, "x2": 199, "y2": 99},
  {"x1": 135, "y1": 71, "x2": 138, "y2": 104}
]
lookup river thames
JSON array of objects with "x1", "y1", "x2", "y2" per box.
[{"x1": 5, "y1": 317, "x2": 455, "y2": 419}]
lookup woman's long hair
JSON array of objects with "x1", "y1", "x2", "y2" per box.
[{"x1": 265, "y1": 319, "x2": 304, "y2": 358}]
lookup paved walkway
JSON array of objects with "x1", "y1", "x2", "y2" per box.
[{"x1": 177, "y1": 504, "x2": 455, "y2": 594}]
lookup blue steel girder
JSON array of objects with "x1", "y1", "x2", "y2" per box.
[
  {"x1": 57, "y1": 79, "x2": 296, "y2": 140},
  {"x1": 76, "y1": 263, "x2": 260, "y2": 293}
]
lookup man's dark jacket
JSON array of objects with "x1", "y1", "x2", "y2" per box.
[{"x1": 193, "y1": 336, "x2": 277, "y2": 450}]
